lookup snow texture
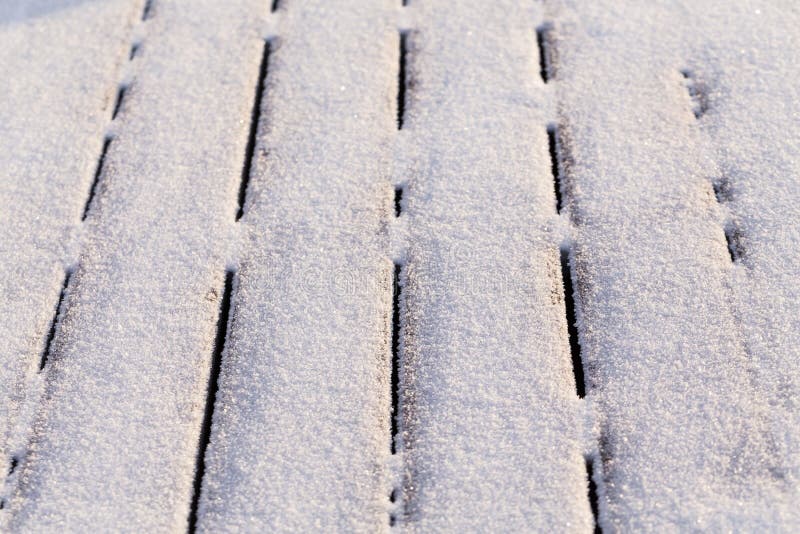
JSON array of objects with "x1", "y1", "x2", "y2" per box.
[
  {"x1": 0, "y1": 0, "x2": 799, "y2": 532},
  {"x1": 551, "y1": 1, "x2": 800, "y2": 530},
  {"x1": 396, "y1": 1, "x2": 590, "y2": 531},
  {"x1": 0, "y1": 0, "x2": 144, "y2": 521},
  {"x1": 197, "y1": 0, "x2": 396, "y2": 531}
]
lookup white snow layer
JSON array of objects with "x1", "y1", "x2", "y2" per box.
[{"x1": 0, "y1": 0, "x2": 798, "y2": 532}]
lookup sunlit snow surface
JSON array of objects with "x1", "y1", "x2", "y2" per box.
[{"x1": 1, "y1": 0, "x2": 799, "y2": 532}]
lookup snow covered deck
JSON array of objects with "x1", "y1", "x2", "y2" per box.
[{"x1": 1, "y1": 0, "x2": 799, "y2": 531}]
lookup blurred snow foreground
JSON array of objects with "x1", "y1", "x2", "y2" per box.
[{"x1": 1, "y1": 0, "x2": 799, "y2": 531}]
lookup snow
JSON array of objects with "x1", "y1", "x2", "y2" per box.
[
  {"x1": 394, "y1": 1, "x2": 591, "y2": 530},
  {"x1": 2, "y1": 0, "x2": 268, "y2": 530},
  {"x1": 196, "y1": 1, "x2": 397, "y2": 530},
  {"x1": 0, "y1": 0, "x2": 142, "y2": 520},
  {"x1": 552, "y1": 0, "x2": 800, "y2": 529},
  {"x1": 0, "y1": 0, "x2": 799, "y2": 532}
]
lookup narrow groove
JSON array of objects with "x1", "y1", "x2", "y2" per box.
[
  {"x1": 548, "y1": 125, "x2": 563, "y2": 213},
  {"x1": 586, "y1": 458, "x2": 601, "y2": 533},
  {"x1": 712, "y1": 178, "x2": 733, "y2": 204},
  {"x1": 39, "y1": 271, "x2": 72, "y2": 371},
  {"x1": 82, "y1": 137, "x2": 112, "y2": 221},
  {"x1": 129, "y1": 43, "x2": 140, "y2": 60},
  {"x1": 8, "y1": 457, "x2": 18, "y2": 477},
  {"x1": 397, "y1": 32, "x2": 408, "y2": 130},
  {"x1": 394, "y1": 186, "x2": 403, "y2": 217},
  {"x1": 389, "y1": 489, "x2": 397, "y2": 526},
  {"x1": 536, "y1": 25, "x2": 550, "y2": 83},
  {"x1": 389, "y1": 263, "x2": 403, "y2": 526},
  {"x1": 111, "y1": 86, "x2": 127, "y2": 120},
  {"x1": 681, "y1": 69, "x2": 708, "y2": 119},
  {"x1": 141, "y1": 0, "x2": 154, "y2": 20},
  {"x1": 270, "y1": 0, "x2": 280, "y2": 12},
  {"x1": 724, "y1": 227, "x2": 738, "y2": 262},
  {"x1": 1, "y1": 457, "x2": 21, "y2": 510},
  {"x1": 712, "y1": 181, "x2": 723, "y2": 202},
  {"x1": 560, "y1": 247, "x2": 585, "y2": 397},
  {"x1": 390, "y1": 263, "x2": 402, "y2": 454},
  {"x1": 187, "y1": 271, "x2": 235, "y2": 532},
  {"x1": 713, "y1": 179, "x2": 740, "y2": 263},
  {"x1": 236, "y1": 40, "x2": 271, "y2": 221}
]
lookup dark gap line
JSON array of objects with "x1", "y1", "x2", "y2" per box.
[
  {"x1": 681, "y1": 69, "x2": 708, "y2": 119},
  {"x1": 714, "y1": 179, "x2": 740, "y2": 263},
  {"x1": 1, "y1": 456, "x2": 21, "y2": 510},
  {"x1": 389, "y1": 487, "x2": 399, "y2": 526},
  {"x1": 270, "y1": 0, "x2": 280, "y2": 12},
  {"x1": 712, "y1": 178, "x2": 733, "y2": 204},
  {"x1": 390, "y1": 263, "x2": 402, "y2": 455},
  {"x1": 724, "y1": 226, "x2": 738, "y2": 262},
  {"x1": 391, "y1": 30, "x2": 409, "y2": 529},
  {"x1": 129, "y1": 43, "x2": 140, "y2": 60},
  {"x1": 389, "y1": 490, "x2": 397, "y2": 526},
  {"x1": 82, "y1": 137, "x2": 112, "y2": 221},
  {"x1": 111, "y1": 86, "x2": 127, "y2": 120},
  {"x1": 560, "y1": 247, "x2": 585, "y2": 397},
  {"x1": 236, "y1": 40, "x2": 271, "y2": 221},
  {"x1": 141, "y1": 0, "x2": 154, "y2": 20},
  {"x1": 8, "y1": 457, "x2": 18, "y2": 477},
  {"x1": 389, "y1": 263, "x2": 402, "y2": 527},
  {"x1": 397, "y1": 32, "x2": 408, "y2": 130},
  {"x1": 187, "y1": 271, "x2": 235, "y2": 533},
  {"x1": 394, "y1": 187, "x2": 403, "y2": 217},
  {"x1": 536, "y1": 25, "x2": 550, "y2": 83},
  {"x1": 39, "y1": 271, "x2": 72, "y2": 371},
  {"x1": 548, "y1": 125, "x2": 563, "y2": 213},
  {"x1": 712, "y1": 181, "x2": 724, "y2": 202},
  {"x1": 586, "y1": 458, "x2": 601, "y2": 533}
]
